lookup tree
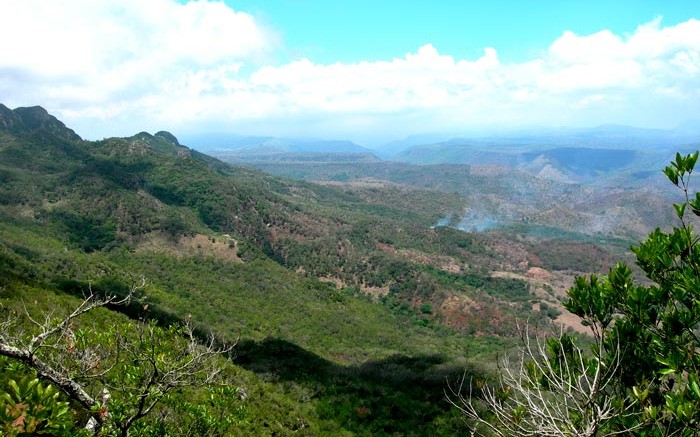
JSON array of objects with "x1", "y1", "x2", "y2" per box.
[
  {"x1": 0, "y1": 280, "x2": 232, "y2": 435},
  {"x1": 453, "y1": 151, "x2": 700, "y2": 436}
]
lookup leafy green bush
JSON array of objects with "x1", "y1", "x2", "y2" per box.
[{"x1": 0, "y1": 377, "x2": 77, "y2": 436}]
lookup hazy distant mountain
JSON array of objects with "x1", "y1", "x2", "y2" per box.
[
  {"x1": 185, "y1": 133, "x2": 383, "y2": 164},
  {"x1": 387, "y1": 123, "x2": 700, "y2": 185},
  {"x1": 394, "y1": 144, "x2": 691, "y2": 185},
  {"x1": 385, "y1": 123, "x2": 700, "y2": 158},
  {"x1": 182, "y1": 133, "x2": 375, "y2": 155},
  {"x1": 215, "y1": 151, "x2": 382, "y2": 164},
  {"x1": 375, "y1": 133, "x2": 454, "y2": 158}
]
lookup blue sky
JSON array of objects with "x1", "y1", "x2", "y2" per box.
[
  {"x1": 230, "y1": 0, "x2": 696, "y2": 63},
  {"x1": 1, "y1": 0, "x2": 699, "y2": 144}
]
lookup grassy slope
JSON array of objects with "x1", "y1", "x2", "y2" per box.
[{"x1": 1, "y1": 215, "x2": 495, "y2": 435}]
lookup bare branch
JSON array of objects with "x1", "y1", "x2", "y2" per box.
[
  {"x1": 0, "y1": 341, "x2": 97, "y2": 410},
  {"x1": 448, "y1": 325, "x2": 642, "y2": 437}
]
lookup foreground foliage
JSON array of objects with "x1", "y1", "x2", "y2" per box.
[
  {"x1": 457, "y1": 151, "x2": 700, "y2": 435},
  {"x1": 0, "y1": 285, "x2": 230, "y2": 436},
  {"x1": 1, "y1": 376, "x2": 74, "y2": 436}
]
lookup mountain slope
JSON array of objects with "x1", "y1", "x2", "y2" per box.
[
  {"x1": 3, "y1": 105, "x2": 582, "y2": 434},
  {"x1": 390, "y1": 125, "x2": 700, "y2": 187},
  {"x1": 0, "y1": 104, "x2": 81, "y2": 142},
  {"x1": 227, "y1": 158, "x2": 675, "y2": 242},
  {"x1": 2, "y1": 106, "x2": 593, "y2": 343}
]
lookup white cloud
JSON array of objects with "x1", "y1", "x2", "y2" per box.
[
  {"x1": 0, "y1": 0, "x2": 271, "y2": 111},
  {"x1": 0, "y1": 2, "x2": 699, "y2": 141}
]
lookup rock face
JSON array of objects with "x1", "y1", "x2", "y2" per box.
[
  {"x1": 0, "y1": 104, "x2": 24, "y2": 132},
  {"x1": 0, "y1": 104, "x2": 82, "y2": 142}
]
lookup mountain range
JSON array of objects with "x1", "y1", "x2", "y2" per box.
[
  {"x1": 196, "y1": 122, "x2": 700, "y2": 188},
  {"x1": 1, "y1": 103, "x2": 617, "y2": 434}
]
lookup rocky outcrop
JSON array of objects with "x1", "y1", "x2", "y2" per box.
[{"x1": 0, "y1": 103, "x2": 24, "y2": 132}]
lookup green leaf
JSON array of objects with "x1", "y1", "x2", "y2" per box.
[
  {"x1": 674, "y1": 203, "x2": 687, "y2": 220},
  {"x1": 676, "y1": 152, "x2": 684, "y2": 172},
  {"x1": 664, "y1": 166, "x2": 680, "y2": 186},
  {"x1": 691, "y1": 379, "x2": 700, "y2": 399},
  {"x1": 8, "y1": 379, "x2": 20, "y2": 400},
  {"x1": 633, "y1": 385, "x2": 649, "y2": 402},
  {"x1": 689, "y1": 151, "x2": 699, "y2": 173}
]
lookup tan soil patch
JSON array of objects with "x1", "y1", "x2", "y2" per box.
[
  {"x1": 486, "y1": 238, "x2": 530, "y2": 271},
  {"x1": 490, "y1": 271, "x2": 528, "y2": 281},
  {"x1": 9, "y1": 205, "x2": 37, "y2": 218},
  {"x1": 136, "y1": 232, "x2": 241, "y2": 263},
  {"x1": 316, "y1": 276, "x2": 390, "y2": 300},
  {"x1": 490, "y1": 269, "x2": 591, "y2": 334},
  {"x1": 361, "y1": 285, "x2": 391, "y2": 299},
  {"x1": 376, "y1": 243, "x2": 464, "y2": 273},
  {"x1": 526, "y1": 267, "x2": 551, "y2": 281},
  {"x1": 318, "y1": 276, "x2": 345, "y2": 288},
  {"x1": 555, "y1": 312, "x2": 592, "y2": 334},
  {"x1": 439, "y1": 293, "x2": 482, "y2": 328},
  {"x1": 319, "y1": 178, "x2": 408, "y2": 189}
]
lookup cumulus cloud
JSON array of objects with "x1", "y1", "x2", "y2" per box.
[
  {"x1": 0, "y1": 0, "x2": 271, "y2": 120},
  {"x1": 0, "y1": 2, "x2": 699, "y2": 140}
]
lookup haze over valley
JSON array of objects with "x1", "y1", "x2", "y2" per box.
[{"x1": 202, "y1": 125, "x2": 693, "y2": 242}]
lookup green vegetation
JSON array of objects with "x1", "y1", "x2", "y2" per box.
[
  {"x1": 1, "y1": 375, "x2": 75, "y2": 436},
  {"x1": 458, "y1": 151, "x2": 700, "y2": 436},
  {"x1": 239, "y1": 157, "x2": 675, "y2": 244},
  {"x1": 2, "y1": 105, "x2": 554, "y2": 434},
  {"x1": 2, "y1": 105, "x2": 644, "y2": 434}
]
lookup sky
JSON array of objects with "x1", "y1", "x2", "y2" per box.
[{"x1": 1, "y1": 0, "x2": 699, "y2": 145}]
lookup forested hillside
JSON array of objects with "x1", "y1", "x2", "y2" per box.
[
  {"x1": 226, "y1": 158, "x2": 676, "y2": 242},
  {"x1": 0, "y1": 105, "x2": 621, "y2": 435}
]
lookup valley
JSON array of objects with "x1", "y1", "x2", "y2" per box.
[
  {"x1": 0, "y1": 104, "x2": 693, "y2": 435},
  {"x1": 208, "y1": 130, "x2": 691, "y2": 243}
]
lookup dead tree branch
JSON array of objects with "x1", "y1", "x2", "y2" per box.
[{"x1": 448, "y1": 325, "x2": 642, "y2": 437}]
